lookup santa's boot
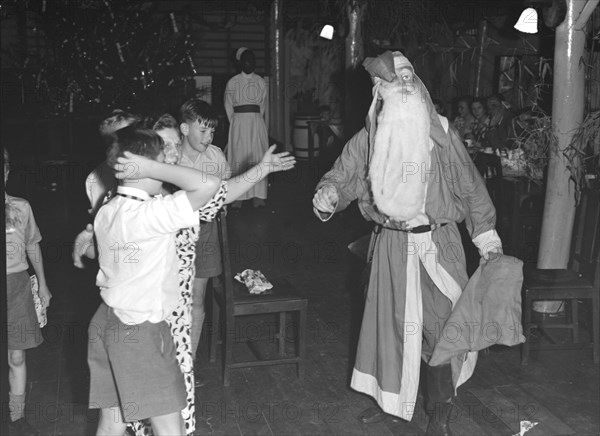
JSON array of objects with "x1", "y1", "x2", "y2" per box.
[{"x1": 425, "y1": 364, "x2": 455, "y2": 436}]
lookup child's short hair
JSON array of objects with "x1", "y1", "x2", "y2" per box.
[
  {"x1": 152, "y1": 113, "x2": 179, "y2": 132},
  {"x1": 180, "y1": 99, "x2": 218, "y2": 128},
  {"x1": 99, "y1": 109, "x2": 141, "y2": 136},
  {"x1": 106, "y1": 126, "x2": 164, "y2": 171}
]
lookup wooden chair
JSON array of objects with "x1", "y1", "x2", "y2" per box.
[
  {"x1": 521, "y1": 189, "x2": 600, "y2": 365},
  {"x1": 208, "y1": 211, "x2": 308, "y2": 386}
]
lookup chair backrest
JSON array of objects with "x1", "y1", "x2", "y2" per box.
[
  {"x1": 570, "y1": 188, "x2": 600, "y2": 283},
  {"x1": 215, "y1": 210, "x2": 235, "y2": 315}
]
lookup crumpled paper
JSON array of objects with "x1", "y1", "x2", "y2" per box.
[
  {"x1": 512, "y1": 420, "x2": 538, "y2": 436},
  {"x1": 234, "y1": 269, "x2": 273, "y2": 294}
]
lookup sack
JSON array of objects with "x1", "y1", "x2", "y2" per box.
[
  {"x1": 30, "y1": 275, "x2": 47, "y2": 328},
  {"x1": 429, "y1": 255, "x2": 525, "y2": 366}
]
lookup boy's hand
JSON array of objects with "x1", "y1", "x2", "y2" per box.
[
  {"x1": 260, "y1": 145, "x2": 296, "y2": 173},
  {"x1": 113, "y1": 151, "x2": 155, "y2": 180},
  {"x1": 73, "y1": 224, "x2": 95, "y2": 268}
]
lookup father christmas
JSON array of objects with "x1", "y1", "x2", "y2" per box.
[{"x1": 312, "y1": 51, "x2": 503, "y2": 436}]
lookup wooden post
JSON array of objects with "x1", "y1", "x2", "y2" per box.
[
  {"x1": 538, "y1": 0, "x2": 599, "y2": 269},
  {"x1": 270, "y1": 0, "x2": 286, "y2": 147},
  {"x1": 345, "y1": 0, "x2": 365, "y2": 70},
  {"x1": 473, "y1": 19, "x2": 488, "y2": 97},
  {"x1": 344, "y1": 0, "x2": 367, "y2": 137}
]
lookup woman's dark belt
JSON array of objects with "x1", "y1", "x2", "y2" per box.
[
  {"x1": 233, "y1": 104, "x2": 260, "y2": 113},
  {"x1": 374, "y1": 222, "x2": 447, "y2": 234}
]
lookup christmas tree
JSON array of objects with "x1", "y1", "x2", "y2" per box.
[{"x1": 3, "y1": 0, "x2": 200, "y2": 116}]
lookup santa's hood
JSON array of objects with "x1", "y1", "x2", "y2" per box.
[{"x1": 363, "y1": 51, "x2": 449, "y2": 149}]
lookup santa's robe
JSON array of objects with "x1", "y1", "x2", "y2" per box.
[{"x1": 315, "y1": 113, "x2": 500, "y2": 421}]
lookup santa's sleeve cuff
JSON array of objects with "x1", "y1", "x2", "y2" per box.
[{"x1": 472, "y1": 229, "x2": 503, "y2": 258}]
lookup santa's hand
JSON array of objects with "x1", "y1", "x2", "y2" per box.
[
  {"x1": 312, "y1": 185, "x2": 339, "y2": 214},
  {"x1": 473, "y1": 229, "x2": 503, "y2": 262},
  {"x1": 482, "y1": 247, "x2": 503, "y2": 261}
]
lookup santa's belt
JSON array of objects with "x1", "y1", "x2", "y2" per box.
[
  {"x1": 374, "y1": 222, "x2": 447, "y2": 234},
  {"x1": 234, "y1": 104, "x2": 260, "y2": 113}
]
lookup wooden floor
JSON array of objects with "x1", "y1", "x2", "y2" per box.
[{"x1": 12, "y1": 160, "x2": 600, "y2": 436}]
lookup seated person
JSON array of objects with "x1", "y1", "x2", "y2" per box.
[
  {"x1": 432, "y1": 99, "x2": 448, "y2": 117},
  {"x1": 467, "y1": 97, "x2": 491, "y2": 147},
  {"x1": 485, "y1": 94, "x2": 516, "y2": 151},
  {"x1": 452, "y1": 96, "x2": 475, "y2": 139}
]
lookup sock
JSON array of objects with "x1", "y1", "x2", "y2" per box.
[{"x1": 9, "y1": 392, "x2": 25, "y2": 422}]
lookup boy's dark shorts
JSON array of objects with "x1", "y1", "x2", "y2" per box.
[
  {"x1": 194, "y1": 219, "x2": 222, "y2": 278},
  {"x1": 87, "y1": 303, "x2": 186, "y2": 422}
]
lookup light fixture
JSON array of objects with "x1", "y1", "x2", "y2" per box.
[
  {"x1": 319, "y1": 24, "x2": 334, "y2": 40},
  {"x1": 514, "y1": 7, "x2": 538, "y2": 34}
]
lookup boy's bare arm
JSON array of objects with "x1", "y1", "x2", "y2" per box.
[
  {"x1": 114, "y1": 152, "x2": 221, "y2": 211},
  {"x1": 224, "y1": 145, "x2": 295, "y2": 204}
]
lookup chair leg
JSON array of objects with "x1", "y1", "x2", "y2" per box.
[
  {"x1": 209, "y1": 287, "x2": 219, "y2": 363},
  {"x1": 278, "y1": 312, "x2": 286, "y2": 356},
  {"x1": 521, "y1": 293, "x2": 533, "y2": 365},
  {"x1": 571, "y1": 299, "x2": 580, "y2": 343},
  {"x1": 593, "y1": 293, "x2": 599, "y2": 364},
  {"x1": 297, "y1": 306, "x2": 307, "y2": 380},
  {"x1": 224, "y1": 315, "x2": 234, "y2": 387}
]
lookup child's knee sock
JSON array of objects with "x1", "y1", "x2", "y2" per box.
[{"x1": 9, "y1": 392, "x2": 25, "y2": 422}]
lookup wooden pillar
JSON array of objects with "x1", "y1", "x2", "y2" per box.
[
  {"x1": 270, "y1": 0, "x2": 285, "y2": 146},
  {"x1": 344, "y1": 0, "x2": 367, "y2": 137},
  {"x1": 538, "y1": 0, "x2": 599, "y2": 268},
  {"x1": 473, "y1": 19, "x2": 488, "y2": 97},
  {"x1": 345, "y1": 0, "x2": 365, "y2": 70}
]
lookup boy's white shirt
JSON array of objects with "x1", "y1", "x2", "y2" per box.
[{"x1": 94, "y1": 186, "x2": 197, "y2": 324}]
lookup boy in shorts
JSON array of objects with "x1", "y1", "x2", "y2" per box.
[
  {"x1": 178, "y1": 99, "x2": 231, "y2": 367},
  {"x1": 88, "y1": 126, "x2": 221, "y2": 436}
]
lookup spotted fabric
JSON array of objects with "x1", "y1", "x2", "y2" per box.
[
  {"x1": 198, "y1": 181, "x2": 228, "y2": 222},
  {"x1": 127, "y1": 182, "x2": 227, "y2": 436}
]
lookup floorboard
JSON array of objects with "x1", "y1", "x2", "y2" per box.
[{"x1": 9, "y1": 162, "x2": 599, "y2": 436}]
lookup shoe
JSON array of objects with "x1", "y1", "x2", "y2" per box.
[
  {"x1": 9, "y1": 418, "x2": 40, "y2": 436},
  {"x1": 252, "y1": 198, "x2": 266, "y2": 208},
  {"x1": 231, "y1": 201, "x2": 243, "y2": 209},
  {"x1": 425, "y1": 402, "x2": 455, "y2": 436},
  {"x1": 357, "y1": 406, "x2": 389, "y2": 424}
]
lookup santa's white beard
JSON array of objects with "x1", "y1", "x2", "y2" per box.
[{"x1": 368, "y1": 83, "x2": 431, "y2": 221}]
